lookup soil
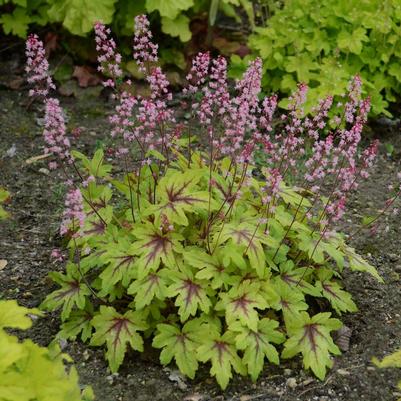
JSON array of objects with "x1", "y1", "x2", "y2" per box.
[{"x1": 1, "y1": 55, "x2": 401, "y2": 401}]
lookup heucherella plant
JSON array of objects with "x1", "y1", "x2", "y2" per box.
[
  {"x1": 26, "y1": 16, "x2": 401, "y2": 389},
  {"x1": 0, "y1": 300, "x2": 93, "y2": 401}
]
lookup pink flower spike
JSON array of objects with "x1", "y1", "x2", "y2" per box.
[
  {"x1": 60, "y1": 188, "x2": 85, "y2": 236},
  {"x1": 43, "y1": 98, "x2": 72, "y2": 164},
  {"x1": 25, "y1": 34, "x2": 55, "y2": 98},
  {"x1": 133, "y1": 15, "x2": 158, "y2": 73},
  {"x1": 94, "y1": 22, "x2": 123, "y2": 87}
]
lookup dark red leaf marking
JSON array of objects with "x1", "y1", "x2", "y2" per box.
[
  {"x1": 54, "y1": 280, "x2": 80, "y2": 301},
  {"x1": 322, "y1": 283, "x2": 341, "y2": 299},
  {"x1": 213, "y1": 341, "x2": 228, "y2": 366},
  {"x1": 179, "y1": 279, "x2": 201, "y2": 307},
  {"x1": 143, "y1": 234, "x2": 172, "y2": 268},
  {"x1": 231, "y1": 295, "x2": 252, "y2": 317}
]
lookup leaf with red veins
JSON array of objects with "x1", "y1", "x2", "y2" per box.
[
  {"x1": 146, "y1": 170, "x2": 217, "y2": 226},
  {"x1": 317, "y1": 280, "x2": 357, "y2": 314},
  {"x1": 98, "y1": 239, "x2": 137, "y2": 295},
  {"x1": 130, "y1": 223, "x2": 183, "y2": 279},
  {"x1": 231, "y1": 318, "x2": 285, "y2": 381},
  {"x1": 197, "y1": 329, "x2": 246, "y2": 389},
  {"x1": 216, "y1": 281, "x2": 268, "y2": 331},
  {"x1": 270, "y1": 280, "x2": 308, "y2": 328},
  {"x1": 276, "y1": 260, "x2": 322, "y2": 297},
  {"x1": 128, "y1": 269, "x2": 169, "y2": 309},
  {"x1": 90, "y1": 306, "x2": 148, "y2": 372},
  {"x1": 41, "y1": 263, "x2": 91, "y2": 321},
  {"x1": 153, "y1": 319, "x2": 205, "y2": 379},
  {"x1": 282, "y1": 312, "x2": 342, "y2": 380},
  {"x1": 219, "y1": 222, "x2": 275, "y2": 277},
  {"x1": 167, "y1": 269, "x2": 212, "y2": 322},
  {"x1": 183, "y1": 247, "x2": 237, "y2": 290}
]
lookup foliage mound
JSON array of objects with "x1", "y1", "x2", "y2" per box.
[
  {"x1": 25, "y1": 16, "x2": 401, "y2": 389},
  {"x1": 232, "y1": 0, "x2": 401, "y2": 115},
  {"x1": 0, "y1": 300, "x2": 93, "y2": 401}
]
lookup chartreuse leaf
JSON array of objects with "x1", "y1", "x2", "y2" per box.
[
  {"x1": 282, "y1": 312, "x2": 342, "y2": 380},
  {"x1": 0, "y1": 300, "x2": 42, "y2": 330},
  {"x1": 58, "y1": 303, "x2": 94, "y2": 342},
  {"x1": 373, "y1": 349, "x2": 401, "y2": 368},
  {"x1": 41, "y1": 263, "x2": 91, "y2": 321},
  {"x1": 0, "y1": 7, "x2": 31, "y2": 37},
  {"x1": 343, "y1": 245, "x2": 383, "y2": 282},
  {"x1": 0, "y1": 300, "x2": 92, "y2": 401},
  {"x1": 219, "y1": 221, "x2": 275, "y2": 277},
  {"x1": 316, "y1": 270, "x2": 357, "y2": 314},
  {"x1": 184, "y1": 247, "x2": 237, "y2": 290},
  {"x1": 98, "y1": 238, "x2": 137, "y2": 295},
  {"x1": 72, "y1": 149, "x2": 112, "y2": 178},
  {"x1": 275, "y1": 260, "x2": 321, "y2": 297},
  {"x1": 145, "y1": 0, "x2": 194, "y2": 19},
  {"x1": 47, "y1": 0, "x2": 117, "y2": 35},
  {"x1": 197, "y1": 325, "x2": 246, "y2": 389},
  {"x1": 166, "y1": 264, "x2": 212, "y2": 322},
  {"x1": 153, "y1": 319, "x2": 204, "y2": 379},
  {"x1": 91, "y1": 306, "x2": 148, "y2": 372},
  {"x1": 373, "y1": 351, "x2": 401, "y2": 401},
  {"x1": 147, "y1": 169, "x2": 216, "y2": 226},
  {"x1": 0, "y1": 187, "x2": 10, "y2": 220},
  {"x1": 127, "y1": 269, "x2": 169, "y2": 309},
  {"x1": 216, "y1": 281, "x2": 268, "y2": 331},
  {"x1": 231, "y1": 318, "x2": 285, "y2": 381},
  {"x1": 130, "y1": 222, "x2": 183, "y2": 279},
  {"x1": 270, "y1": 280, "x2": 308, "y2": 328},
  {"x1": 161, "y1": 15, "x2": 191, "y2": 42}
]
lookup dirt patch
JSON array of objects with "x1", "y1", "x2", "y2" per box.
[{"x1": 1, "y1": 61, "x2": 401, "y2": 401}]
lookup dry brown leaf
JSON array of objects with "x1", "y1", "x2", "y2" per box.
[{"x1": 73, "y1": 66, "x2": 101, "y2": 87}]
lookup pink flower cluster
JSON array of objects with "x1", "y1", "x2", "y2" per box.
[
  {"x1": 94, "y1": 22, "x2": 123, "y2": 88},
  {"x1": 133, "y1": 15, "x2": 158, "y2": 73},
  {"x1": 60, "y1": 188, "x2": 85, "y2": 236},
  {"x1": 184, "y1": 52, "x2": 210, "y2": 95},
  {"x1": 25, "y1": 34, "x2": 55, "y2": 97},
  {"x1": 43, "y1": 98, "x2": 71, "y2": 166}
]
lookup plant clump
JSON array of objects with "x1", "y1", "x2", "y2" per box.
[
  {"x1": 232, "y1": 0, "x2": 401, "y2": 115},
  {"x1": 0, "y1": 300, "x2": 93, "y2": 401},
  {"x1": 26, "y1": 15, "x2": 401, "y2": 389}
]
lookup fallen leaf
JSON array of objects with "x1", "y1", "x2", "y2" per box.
[
  {"x1": 0, "y1": 260, "x2": 8, "y2": 270},
  {"x1": 184, "y1": 394, "x2": 204, "y2": 401},
  {"x1": 73, "y1": 66, "x2": 101, "y2": 87},
  {"x1": 25, "y1": 154, "x2": 50, "y2": 164}
]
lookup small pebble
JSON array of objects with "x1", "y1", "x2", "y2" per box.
[
  {"x1": 337, "y1": 368, "x2": 350, "y2": 376},
  {"x1": 286, "y1": 377, "x2": 297, "y2": 389},
  {"x1": 389, "y1": 253, "x2": 399, "y2": 262}
]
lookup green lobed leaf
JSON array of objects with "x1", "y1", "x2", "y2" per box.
[
  {"x1": 90, "y1": 306, "x2": 148, "y2": 372},
  {"x1": 282, "y1": 312, "x2": 342, "y2": 380},
  {"x1": 231, "y1": 318, "x2": 285, "y2": 381}
]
